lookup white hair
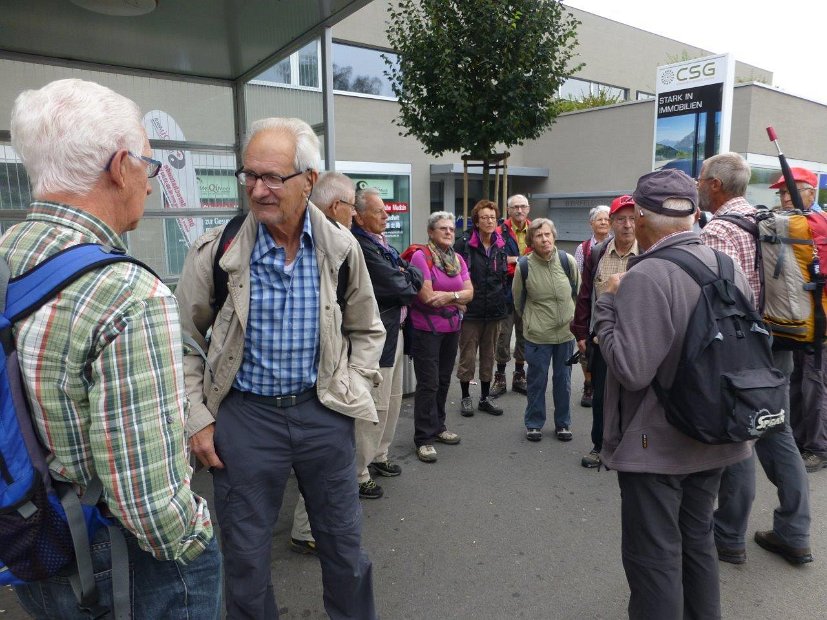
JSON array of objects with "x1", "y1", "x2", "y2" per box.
[
  {"x1": 427, "y1": 211, "x2": 455, "y2": 230},
  {"x1": 589, "y1": 205, "x2": 610, "y2": 222},
  {"x1": 640, "y1": 198, "x2": 695, "y2": 232},
  {"x1": 313, "y1": 171, "x2": 354, "y2": 211},
  {"x1": 10, "y1": 78, "x2": 145, "y2": 197},
  {"x1": 354, "y1": 187, "x2": 382, "y2": 214},
  {"x1": 243, "y1": 117, "x2": 321, "y2": 173}
]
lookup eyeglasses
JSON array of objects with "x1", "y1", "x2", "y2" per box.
[
  {"x1": 477, "y1": 215, "x2": 498, "y2": 221},
  {"x1": 510, "y1": 205, "x2": 530, "y2": 210},
  {"x1": 777, "y1": 186, "x2": 814, "y2": 197},
  {"x1": 235, "y1": 167, "x2": 307, "y2": 190},
  {"x1": 104, "y1": 151, "x2": 162, "y2": 178}
]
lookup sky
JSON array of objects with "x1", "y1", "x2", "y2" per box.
[{"x1": 564, "y1": 0, "x2": 827, "y2": 105}]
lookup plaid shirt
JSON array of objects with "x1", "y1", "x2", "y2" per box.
[
  {"x1": 0, "y1": 201, "x2": 212, "y2": 563},
  {"x1": 700, "y1": 197, "x2": 761, "y2": 308},
  {"x1": 234, "y1": 210, "x2": 320, "y2": 395}
]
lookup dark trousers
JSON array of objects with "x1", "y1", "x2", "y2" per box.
[
  {"x1": 618, "y1": 469, "x2": 724, "y2": 620},
  {"x1": 714, "y1": 349, "x2": 811, "y2": 548},
  {"x1": 590, "y1": 344, "x2": 608, "y2": 450},
  {"x1": 213, "y1": 390, "x2": 376, "y2": 620},
  {"x1": 411, "y1": 327, "x2": 461, "y2": 446}
]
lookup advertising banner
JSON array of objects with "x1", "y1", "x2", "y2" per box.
[
  {"x1": 653, "y1": 54, "x2": 734, "y2": 178},
  {"x1": 143, "y1": 110, "x2": 204, "y2": 245}
]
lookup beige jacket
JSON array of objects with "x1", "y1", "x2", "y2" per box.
[{"x1": 176, "y1": 205, "x2": 384, "y2": 436}]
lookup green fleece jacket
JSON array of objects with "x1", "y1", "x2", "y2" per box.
[{"x1": 512, "y1": 249, "x2": 579, "y2": 344}]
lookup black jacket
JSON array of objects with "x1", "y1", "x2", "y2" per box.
[
  {"x1": 352, "y1": 224, "x2": 423, "y2": 366},
  {"x1": 454, "y1": 228, "x2": 508, "y2": 321}
]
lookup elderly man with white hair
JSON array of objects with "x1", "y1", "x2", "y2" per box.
[
  {"x1": 596, "y1": 169, "x2": 752, "y2": 619},
  {"x1": 4, "y1": 78, "x2": 220, "y2": 617}
]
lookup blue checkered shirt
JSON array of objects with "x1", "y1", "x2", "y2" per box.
[{"x1": 234, "y1": 211, "x2": 320, "y2": 395}]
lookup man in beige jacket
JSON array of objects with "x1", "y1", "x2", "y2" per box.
[{"x1": 176, "y1": 117, "x2": 384, "y2": 620}]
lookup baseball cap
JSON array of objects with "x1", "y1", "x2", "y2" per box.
[
  {"x1": 632, "y1": 169, "x2": 697, "y2": 217},
  {"x1": 769, "y1": 167, "x2": 817, "y2": 190},
  {"x1": 609, "y1": 195, "x2": 635, "y2": 216}
]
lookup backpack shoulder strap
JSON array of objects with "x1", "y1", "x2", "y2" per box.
[
  {"x1": 518, "y1": 255, "x2": 529, "y2": 313},
  {"x1": 5, "y1": 244, "x2": 155, "y2": 323},
  {"x1": 715, "y1": 213, "x2": 758, "y2": 237},
  {"x1": 212, "y1": 213, "x2": 247, "y2": 314},
  {"x1": 645, "y1": 246, "x2": 731, "y2": 288},
  {"x1": 558, "y1": 249, "x2": 577, "y2": 299}
]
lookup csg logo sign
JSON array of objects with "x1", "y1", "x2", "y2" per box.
[{"x1": 661, "y1": 61, "x2": 717, "y2": 85}]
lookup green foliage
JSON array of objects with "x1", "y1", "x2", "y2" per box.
[
  {"x1": 384, "y1": 0, "x2": 582, "y2": 159},
  {"x1": 555, "y1": 86, "x2": 624, "y2": 113}
]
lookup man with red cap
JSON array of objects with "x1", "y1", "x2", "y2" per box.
[
  {"x1": 772, "y1": 166, "x2": 827, "y2": 472},
  {"x1": 770, "y1": 166, "x2": 821, "y2": 212},
  {"x1": 570, "y1": 194, "x2": 638, "y2": 468}
]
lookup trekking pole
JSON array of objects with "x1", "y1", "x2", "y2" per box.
[{"x1": 767, "y1": 126, "x2": 807, "y2": 211}]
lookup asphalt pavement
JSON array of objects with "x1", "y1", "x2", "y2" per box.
[{"x1": 2, "y1": 362, "x2": 825, "y2": 619}]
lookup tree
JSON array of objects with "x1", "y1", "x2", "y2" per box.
[{"x1": 385, "y1": 0, "x2": 581, "y2": 201}]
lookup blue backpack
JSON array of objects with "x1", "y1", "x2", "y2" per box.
[{"x1": 0, "y1": 243, "x2": 148, "y2": 618}]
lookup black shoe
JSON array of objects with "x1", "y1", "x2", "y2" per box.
[
  {"x1": 526, "y1": 428, "x2": 542, "y2": 442},
  {"x1": 289, "y1": 538, "x2": 318, "y2": 556},
  {"x1": 358, "y1": 479, "x2": 384, "y2": 499},
  {"x1": 715, "y1": 542, "x2": 746, "y2": 565},
  {"x1": 754, "y1": 530, "x2": 813, "y2": 565},
  {"x1": 371, "y1": 460, "x2": 402, "y2": 477},
  {"x1": 478, "y1": 397, "x2": 503, "y2": 416}
]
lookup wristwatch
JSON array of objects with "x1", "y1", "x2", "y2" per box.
[{"x1": 453, "y1": 291, "x2": 460, "y2": 300}]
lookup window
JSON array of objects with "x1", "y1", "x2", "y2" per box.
[
  {"x1": 254, "y1": 40, "x2": 320, "y2": 89},
  {"x1": 559, "y1": 78, "x2": 628, "y2": 102},
  {"x1": 332, "y1": 43, "x2": 398, "y2": 98}
]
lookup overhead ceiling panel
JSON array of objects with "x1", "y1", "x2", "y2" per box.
[{"x1": 0, "y1": 0, "x2": 372, "y2": 81}]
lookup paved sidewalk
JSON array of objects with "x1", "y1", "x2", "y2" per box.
[{"x1": 2, "y1": 363, "x2": 825, "y2": 619}]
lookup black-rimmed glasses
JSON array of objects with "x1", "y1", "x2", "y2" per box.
[
  {"x1": 104, "y1": 151, "x2": 162, "y2": 178},
  {"x1": 235, "y1": 167, "x2": 308, "y2": 190}
]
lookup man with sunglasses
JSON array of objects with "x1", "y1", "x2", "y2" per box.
[
  {"x1": 176, "y1": 117, "x2": 384, "y2": 619},
  {"x1": 4, "y1": 79, "x2": 220, "y2": 617}
]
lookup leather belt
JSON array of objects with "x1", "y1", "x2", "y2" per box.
[{"x1": 238, "y1": 386, "x2": 316, "y2": 408}]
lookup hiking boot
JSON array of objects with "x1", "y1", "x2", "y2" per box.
[
  {"x1": 289, "y1": 538, "x2": 318, "y2": 556},
  {"x1": 581, "y1": 448, "x2": 601, "y2": 468},
  {"x1": 580, "y1": 381, "x2": 593, "y2": 408},
  {"x1": 416, "y1": 444, "x2": 437, "y2": 463},
  {"x1": 489, "y1": 371, "x2": 507, "y2": 398},
  {"x1": 754, "y1": 530, "x2": 813, "y2": 565},
  {"x1": 715, "y1": 542, "x2": 746, "y2": 565},
  {"x1": 460, "y1": 397, "x2": 474, "y2": 417},
  {"x1": 358, "y1": 478, "x2": 384, "y2": 499},
  {"x1": 526, "y1": 428, "x2": 542, "y2": 442},
  {"x1": 478, "y1": 397, "x2": 503, "y2": 416},
  {"x1": 512, "y1": 369, "x2": 527, "y2": 394},
  {"x1": 802, "y1": 451, "x2": 827, "y2": 473},
  {"x1": 555, "y1": 427, "x2": 573, "y2": 442},
  {"x1": 436, "y1": 430, "x2": 461, "y2": 445},
  {"x1": 371, "y1": 460, "x2": 402, "y2": 477}
]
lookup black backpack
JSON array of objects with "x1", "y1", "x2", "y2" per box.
[{"x1": 645, "y1": 247, "x2": 786, "y2": 444}]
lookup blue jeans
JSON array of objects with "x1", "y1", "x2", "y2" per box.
[
  {"x1": 15, "y1": 528, "x2": 222, "y2": 619},
  {"x1": 523, "y1": 339, "x2": 574, "y2": 430}
]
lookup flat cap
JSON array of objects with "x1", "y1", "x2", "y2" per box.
[{"x1": 633, "y1": 169, "x2": 697, "y2": 217}]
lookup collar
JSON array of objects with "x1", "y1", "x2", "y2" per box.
[
  {"x1": 26, "y1": 201, "x2": 126, "y2": 249},
  {"x1": 251, "y1": 206, "x2": 314, "y2": 264}
]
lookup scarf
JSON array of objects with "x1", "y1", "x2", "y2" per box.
[{"x1": 428, "y1": 240, "x2": 461, "y2": 277}]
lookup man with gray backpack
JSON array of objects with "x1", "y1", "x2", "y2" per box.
[
  {"x1": 699, "y1": 152, "x2": 812, "y2": 566},
  {"x1": 2, "y1": 79, "x2": 221, "y2": 618}
]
